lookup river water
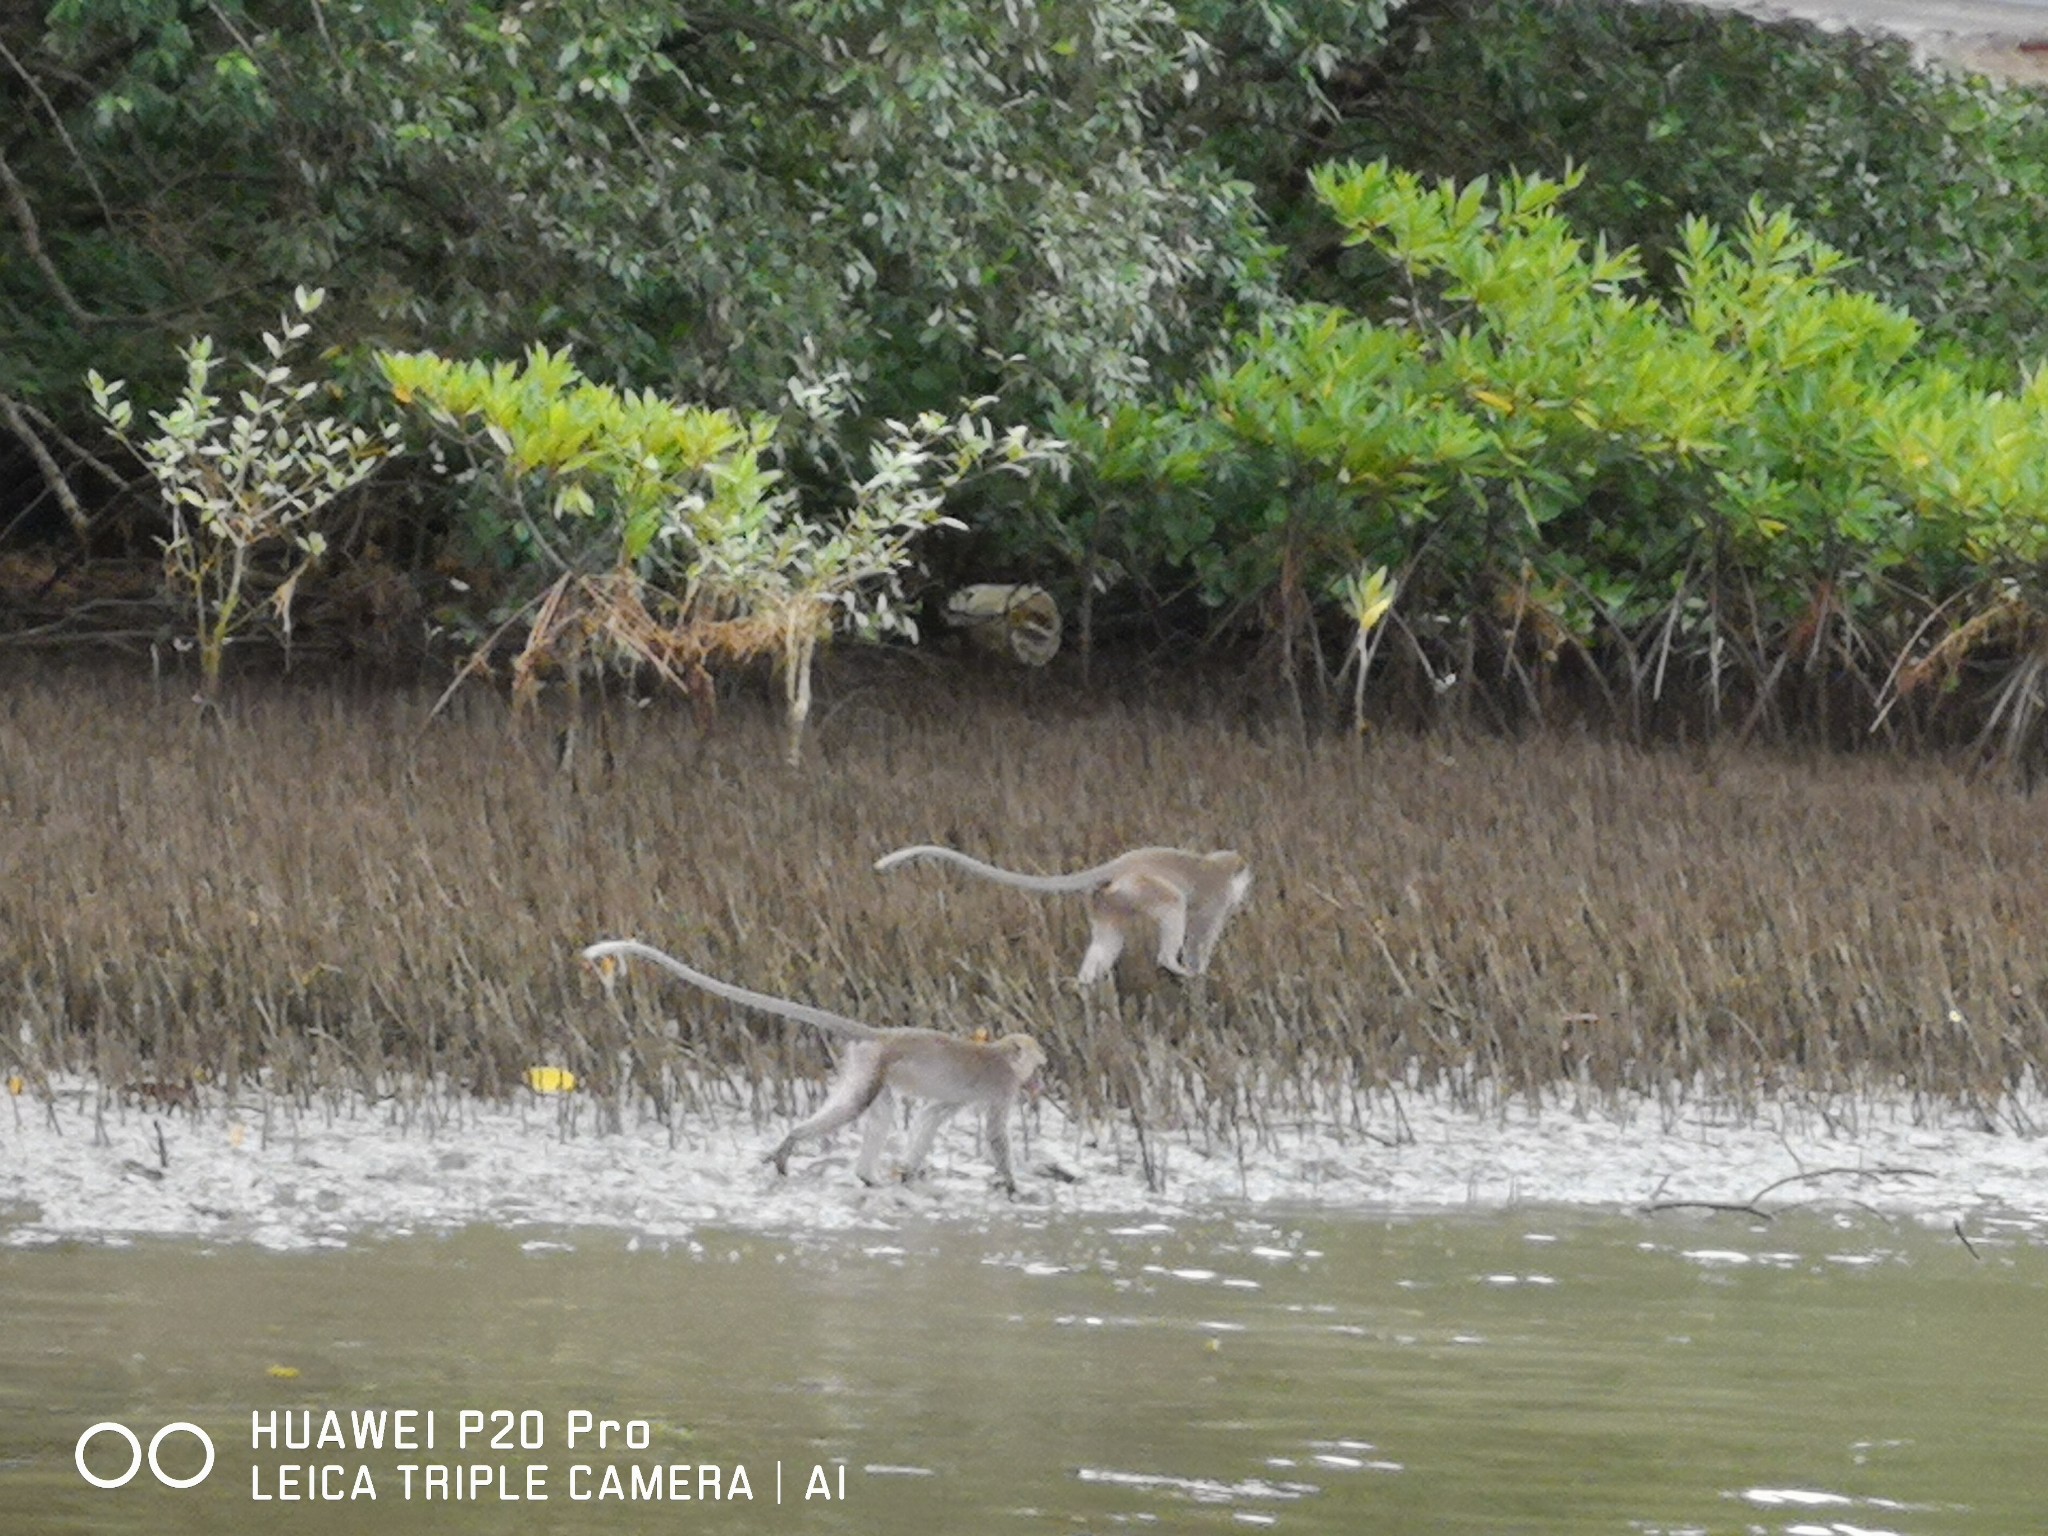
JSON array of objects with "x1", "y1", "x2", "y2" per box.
[{"x1": 3, "y1": 1209, "x2": 2041, "y2": 1533}]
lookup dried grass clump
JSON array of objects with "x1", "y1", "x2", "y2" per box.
[{"x1": 4, "y1": 658, "x2": 2045, "y2": 1156}]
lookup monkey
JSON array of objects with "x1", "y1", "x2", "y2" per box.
[
  {"x1": 581, "y1": 939, "x2": 1045, "y2": 1194},
  {"x1": 873, "y1": 844, "x2": 1252, "y2": 984}
]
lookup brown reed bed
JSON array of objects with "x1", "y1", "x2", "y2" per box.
[{"x1": 4, "y1": 655, "x2": 2046, "y2": 1150}]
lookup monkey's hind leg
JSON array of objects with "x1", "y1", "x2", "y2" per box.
[
  {"x1": 900, "y1": 1101, "x2": 963, "y2": 1182},
  {"x1": 765, "y1": 1051, "x2": 887, "y2": 1176},
  {"x1": 1142, "y1": 878, "x2": 1191, "y2": 976},
  {"x1": 1078, "y1": 887, "x2": 1138, "y2": 983},
  {"x1": 1088, "y1": 873, "x2": 1191, "y2": 981},
  {"x1": 854, "y1": 1087, "x2": 898, "y2": 1186}
]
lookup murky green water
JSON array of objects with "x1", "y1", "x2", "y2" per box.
[{"x1": 2, "y1": 1210, "x2": 2042, "y2": 1533}]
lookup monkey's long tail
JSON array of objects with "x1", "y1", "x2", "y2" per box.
[
  {"x1": 582, "y1": 939, "x2": 880, "y2": 1040},
  {"x1": 872, "y1": 843, "x2": 1124, "y2": 893}
]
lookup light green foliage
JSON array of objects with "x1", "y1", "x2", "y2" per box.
[
  {"x1": 380, "y1": 347, "x2": 1065, "y2": 761},
  {"x1": 1335, "y1": 561, "x2": 1397, "y2": 732},
  {"x1": 87, "y1": 288, "x2": 399, "y2": 699},
  {"x1": 1088, "y1": 160, "x2": 2048, "y2": 748},
  {"x1": 381, "y1": 344, "x2": 778, "y2": 568}
]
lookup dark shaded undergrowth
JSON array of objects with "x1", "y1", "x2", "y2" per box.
[{"x1": 4, "y1": 659, "x2": 2045, "y2": 1148}]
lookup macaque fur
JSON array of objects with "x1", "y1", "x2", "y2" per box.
[
  {"x1": 873, "y1": 844, "x2": 1252, "y2": 984},
  {"x1": 581, "y1": 939, "x2": 1045, "y2": 1193}
]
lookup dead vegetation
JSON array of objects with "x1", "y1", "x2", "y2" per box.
[{"x1": 4, "y1": 658, "x2": 2046, "y2": 1151}]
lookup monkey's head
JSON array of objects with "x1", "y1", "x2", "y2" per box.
[
  {"x1": 998, "y1": 1033, "x2": 1047, "y2": 1088},
  {"x1": 1210, "y1": 851, "x2": 1253, "y2": 909}
]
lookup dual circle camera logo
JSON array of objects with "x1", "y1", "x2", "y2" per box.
[{"x1": 74, "y1": 1421, "x2": 216, "y2": 1489}]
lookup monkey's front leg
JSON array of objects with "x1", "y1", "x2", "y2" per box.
[
  {"x1": 984, "y1": 1105, "x2": 1021, "y2": 1198},
  {"x1": 1150, "y1": 890, "x2": 1191, "y2": 976}
]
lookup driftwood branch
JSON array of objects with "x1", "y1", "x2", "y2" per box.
[{"x1": 1644, "y1": 1163, "x2": 1935, "y2": 1221}]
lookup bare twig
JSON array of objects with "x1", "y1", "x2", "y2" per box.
[
  {"x1": 0, "y1": 390, "x2": 93, "y2": 541},
  {"x1": 0, "y1": 145, "x2": 104, "y2": 326},
  {"x1": 20, "y1": 398, "x2": 130, "y2": 490},
  {"x1": 0, "y1": 37, "x2": 115, "y2": 225}
]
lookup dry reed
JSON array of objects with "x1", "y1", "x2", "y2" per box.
[{"x1": 4, "y1": 656, "x2": 2045, "y2": 1150}]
